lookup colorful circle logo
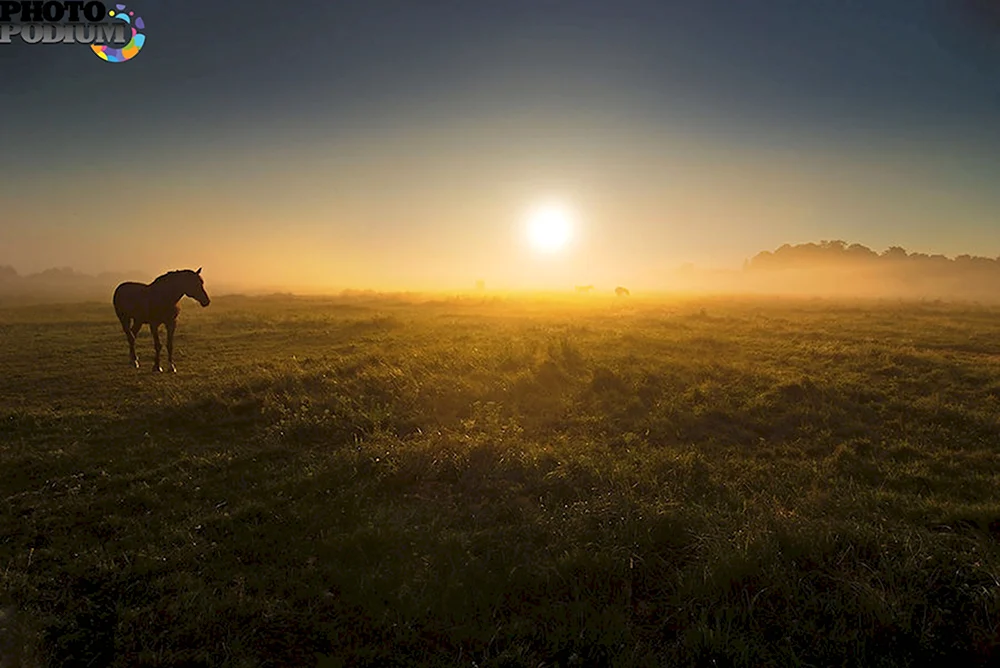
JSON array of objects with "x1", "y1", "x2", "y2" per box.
[{"x1": 91, "y1": 4, "x2": 144, "y2": 62}]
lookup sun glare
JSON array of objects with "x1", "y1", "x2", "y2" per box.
[{"x1": 525, "y1": 202, "x2": 574, "y2": 254}]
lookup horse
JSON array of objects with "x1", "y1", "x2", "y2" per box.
[{"x1": 113, "y1": 268, "x2": 210, "y2": 372}]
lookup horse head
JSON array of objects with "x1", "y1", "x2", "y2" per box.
[{"x1": 185, "y1": 267, "x2": 211, "y2": 307}]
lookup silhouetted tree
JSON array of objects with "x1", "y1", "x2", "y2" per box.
[
  {"x1": 882, "y1": 246, "x2": 909, "y2": 260},
  {"x1": 742, "y1": 241, "x2": 1000, "y2": 301}
]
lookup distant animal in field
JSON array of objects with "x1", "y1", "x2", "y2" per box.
[
  {"x1": 615, "y1": 286, "x2": 630, "y2": 297},
  {"x1": 113, "y1": 268, "x2": 210, "y2": 372},
  {"x1": 575, "y1": 285, "x2": 595, "y2": 294}
]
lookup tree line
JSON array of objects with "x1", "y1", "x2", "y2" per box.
[{"x1": 746, "y1": 240, "x2": 1000, "y2": 273}]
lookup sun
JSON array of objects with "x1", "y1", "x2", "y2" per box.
[{"x1": 525, "y1": 202, "x2": 575, "y2": 253}]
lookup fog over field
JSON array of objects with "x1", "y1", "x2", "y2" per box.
[{"x1": 5, "y1": 240, "x2": 1000, "y2": 304}]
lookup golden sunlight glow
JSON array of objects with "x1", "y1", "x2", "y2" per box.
[{"x1": 525, "y1": 202, "x2": 575, "y2": 253}]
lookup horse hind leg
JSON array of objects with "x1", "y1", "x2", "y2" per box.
[
  {"x1": 118, "y1": 313, "x2": 139, "y2": 368},
  {"x1": 150, "y1": 323, "x2": 163, "y2": 373},
  {"x1": 130, "y1": 320, "x2": 142, "y2": 367},
  {"x1": 165, "y1": 320, "x2": 177, "y2": 373}
]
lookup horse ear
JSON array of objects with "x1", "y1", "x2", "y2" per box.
[{"x1": 196, "y1": 267, "x2": 202, "y2": 275}]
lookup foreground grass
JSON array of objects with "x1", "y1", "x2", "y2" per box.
[{"x1": 1, "y1": 293, "x2": 999, "y2": 667}]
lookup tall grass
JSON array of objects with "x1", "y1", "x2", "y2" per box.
[{"x1": 1, "y1": 294, "x2": 999, "y2": 666}]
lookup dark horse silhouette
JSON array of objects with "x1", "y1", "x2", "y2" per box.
[{"x1": 113, "y1": 268, "x2": 210, "y2": 372}]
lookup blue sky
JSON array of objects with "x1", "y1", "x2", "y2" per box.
[{"x1": 2, "y1": 0, "x2": 999, "y2": 288}]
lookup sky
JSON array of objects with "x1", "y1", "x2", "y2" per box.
[{"x1": 1, "y1": 0, "x2": 999, "y2": 291}]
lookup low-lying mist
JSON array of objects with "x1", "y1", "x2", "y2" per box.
[{"x1": 3, "y1": 241, "x2": 1000, "y2": 305}]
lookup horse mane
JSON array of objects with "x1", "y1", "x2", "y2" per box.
[{"x1": 150, "y1": 269, "x2": 191, "y2": 285}]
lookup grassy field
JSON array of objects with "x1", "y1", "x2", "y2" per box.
[{"x1": 1, "y1": 293, "x2": 999, "y2": 667}]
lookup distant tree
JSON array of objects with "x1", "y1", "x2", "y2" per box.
[
  {"x1": 746, "y1": 251, "x2": 775, "y2": 270},
  {"x1": 845, "y1": 244, "x2": 878, "y2": 263},
  {"x1": 741, "y1": 241, "x2": 1000, "y2": 305}
]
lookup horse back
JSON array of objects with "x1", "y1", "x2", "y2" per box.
[{"x1": 113, "y1": 281, "x2": 180, "y2": 324}]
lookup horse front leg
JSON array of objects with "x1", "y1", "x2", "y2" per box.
[
  {"x1": 151, "y1": 322, "x2": 163, "y2": 372},
  {"x1": 165, "y1": 319, "x2": 177, "y2": 373}
]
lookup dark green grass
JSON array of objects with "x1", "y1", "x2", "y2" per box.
[{"x1": 1, "y1": 294, "x2": 999, "y2": 667}]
